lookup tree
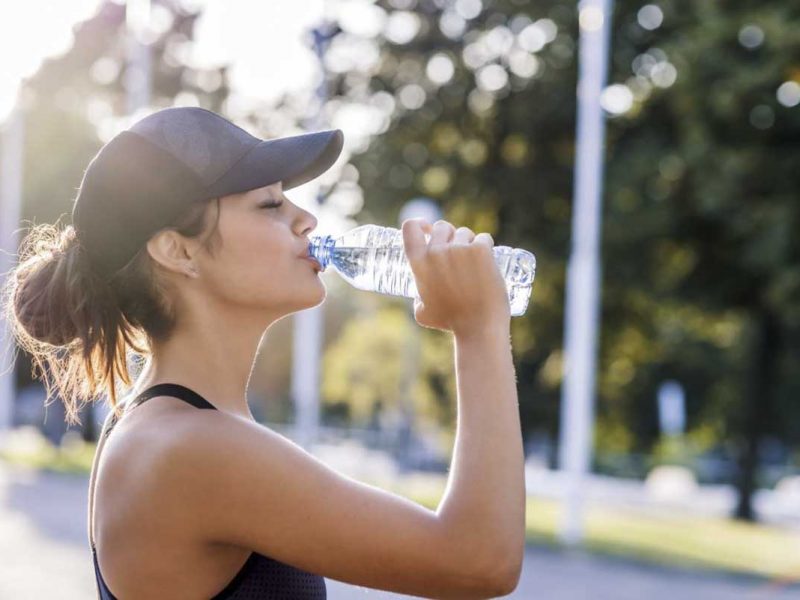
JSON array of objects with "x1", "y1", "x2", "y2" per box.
[
  {"x1": 321, "y1": 0, "x2": 800, "y2": 521},
  {"x1": 606, "y1": 0, "x2": 800, "y2": 520}
]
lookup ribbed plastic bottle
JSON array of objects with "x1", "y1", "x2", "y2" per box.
[{"x1": 308, "y1": 224, "x2": 536, "y2": 317}]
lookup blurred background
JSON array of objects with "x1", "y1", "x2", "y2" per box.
[{"x1": 0, "y1": 0, "x2": 799, "y2": 598}]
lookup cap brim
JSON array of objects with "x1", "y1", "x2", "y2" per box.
[{"x1": 205, "y1": 128, "x2": 344, "y2": 198}]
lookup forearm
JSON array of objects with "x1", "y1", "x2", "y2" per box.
[{"x1": 436, "y1": 324, "x2": 526, "y2": 571}]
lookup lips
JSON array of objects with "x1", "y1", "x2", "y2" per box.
[
  {"x1": 300, "y1": 255, "x2": 322, "y2": 271},
  {"x1": 298, "y1": 242, "x2": 322, "y2": 271}
]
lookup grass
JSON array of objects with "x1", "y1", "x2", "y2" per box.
[
  {"x1": 0, "y1": 428, "x2": 95, "y2": 475},
  {"x1": 385, "y1": 476, "x2": 800, "y2": 582},
  {"x1": 2, "y1": 430, "x2": 799, "y2": 583}
]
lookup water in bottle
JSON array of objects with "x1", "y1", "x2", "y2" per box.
[{"x1": 308, "y1": 224, "x2": 536, "y2": 317}]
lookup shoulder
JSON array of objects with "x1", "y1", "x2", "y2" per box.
[
  {"x1": 139, "y1": 405, "x2": 277, "y2": 496},
  {"x1": 134, "y1": 402, "x2": 259, "y2": 471},
  {"x1": 105, "y1": 399, "x2": 257, "y2": 503}
]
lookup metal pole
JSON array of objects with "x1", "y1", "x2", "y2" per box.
[
  {"x1": 125, "y1": 0, "x2": 152, "y2": 116},
  {"x1": 0, "y1": 103, "x2": 25, "y2": 438},
  {"x1": 396, "y1": 198, "x2": 441, "y2": 469},
  {"x1": 291, "y1": 20, "x2": 340, "y2": 451},
  {"x1": 557, "y1": 0, "x2": 613, "y2": 546}
]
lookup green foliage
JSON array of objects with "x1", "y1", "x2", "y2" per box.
[
  {"x1": 321, "y1": 303, "x2": 457, "y2": 429},
  {"x1": 322, "y1": 0, "x2": 800, "y2": 514}
]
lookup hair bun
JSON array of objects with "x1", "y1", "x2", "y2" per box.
[
  {"x1": 4, "y1": 222, "x2": 106, "y2": 347},
  {"x1": 9, "y1": 226, "x2": 85, "y2": 346}
]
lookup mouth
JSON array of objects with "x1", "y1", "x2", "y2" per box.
[{"x1": 300, "y1": 255, "x2": 322, "y2": 272}]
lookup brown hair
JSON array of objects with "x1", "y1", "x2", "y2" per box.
[{"x1": 0, "y1": 197, "x2": 222, "y2": 426}]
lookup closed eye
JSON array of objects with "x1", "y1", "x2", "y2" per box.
[{"x1": 258, "y1": 201, "x2": 283, "y2": 210}]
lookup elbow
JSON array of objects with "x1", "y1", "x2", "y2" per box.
[
  {"x1": 487, "y1": 557, "x2": 523, "y2": 597},
  {"x1": 472, "y1": 543, "x2": 523, "y2": 598}
]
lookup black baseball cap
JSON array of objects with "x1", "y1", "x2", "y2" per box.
[{"x1": 71, "y1": 106, "x2": 344, "y2": 278}]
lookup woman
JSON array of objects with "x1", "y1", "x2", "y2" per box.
[{"x1": 3, "y1": 107, "x2": 525, "y2": 599}]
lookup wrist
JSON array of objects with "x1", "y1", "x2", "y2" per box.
[{"x1": 453, "y1": 321, "x2": 511, "y2": 345}]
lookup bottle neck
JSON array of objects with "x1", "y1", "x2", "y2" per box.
[{"x1": 309, "y1": 235, "x2": 335, "y2": 270}]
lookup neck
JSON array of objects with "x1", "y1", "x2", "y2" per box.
[{"x1": 132, "y1": 305, "x2": 277, "y2": 421}]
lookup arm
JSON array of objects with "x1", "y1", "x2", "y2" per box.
[
  {"x1": 436, "y1": 324, "x2": 526, "y2": 595},
  {"x1": 152, "y1": 406, "x2": 516, "y2": 600}
]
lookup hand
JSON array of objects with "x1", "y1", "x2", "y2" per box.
[{"x1": 401, "y1": 218, "x2": 511, "y2": 335}]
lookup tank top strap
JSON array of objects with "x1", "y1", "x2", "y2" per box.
[
  {"x1": 128, "y1": 383, "x2": 218, "y2": 411},
  {"x1": 103, "y1": 383, "x2": 217, "y2": 439}
]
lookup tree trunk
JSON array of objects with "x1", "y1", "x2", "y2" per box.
[{"x1": 733, "y1": 309, "x2": 780, "y2": 521}]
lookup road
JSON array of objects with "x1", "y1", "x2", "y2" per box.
[{"x1": 0, "y1": 461, "x2": 797, "y2": 599}]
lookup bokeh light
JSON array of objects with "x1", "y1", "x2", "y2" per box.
[
  {"x1": 650, "y1": 62, "x2": 677, "y2": 88},
  {"x1": 750, "y1": 104, "x2": 775, "y2": 129},
  {"x1": 507, "y1": 50, "x2": 540, "y2": 78},
  {"x1": 426, "y1": 53, "x2": 456, "y2": 85},
  {"x1": 398, "y1": 83, "x2": 426, "y2": 109},
  {"x1": 601, "y1": 84, "x2": 634, "y2": 116},
  {"x1": 776, "y1": 81, "x2": 800, "y2": 108},
  {"x1": 384, "y1": 10, "x2": 421, "y2": 44},
  {"x1": 439, "y1": 11, "x2": 467, "y2": 39},
  {"x1": 454, "y1": 0, "x2": 482, "y2": 21},
  {"x1": 337, "y1": 2, "x2": 387, "y2": 38},
  {"x1": 637, "y1": 5, "x2": 664, "y2": 31},
  {"x1": 476, "y1": 64, "x2": 509, "y2": 93},
  {"x1": 738, "y1": 24, "x2": 764, "y2": 49}
]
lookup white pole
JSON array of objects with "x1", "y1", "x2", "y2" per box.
[
  {"x1": 0, "y1": 103, "x2": 25, "y2": 437},
  {"x1": 125, "y1": 0, "x2": 152, "y2": 116},
  {"x1": 291, "y1": 19, "x2": 339, "y2": 451},
  {"x1": 396, "y1": 199, "x2": 441, "y2": 469},
  {"x1": 291, "y1": 303, "x2": 323, "y2": 450},
  {"x1": 557, "y1": 0, "x2": 613, "y2": 546}
]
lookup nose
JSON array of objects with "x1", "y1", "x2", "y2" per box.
[{"x1": 296, "y1": 205, "x2": 318, "y2": 237}]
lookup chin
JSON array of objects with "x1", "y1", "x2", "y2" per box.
[{"x1": 298, "y1": 280, "x2": 327, "y2": 311}]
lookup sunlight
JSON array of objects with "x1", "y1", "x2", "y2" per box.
[{"x1": 0, "y1": 0, "x2": 104, "y2": 122}]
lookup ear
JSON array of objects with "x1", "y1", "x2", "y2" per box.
[{"x1": 146, "y1": 229, "x2": 199, "y2": 278}]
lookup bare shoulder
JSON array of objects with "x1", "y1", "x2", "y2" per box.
[{"x1": 147, "y1": 408, "x2": 516, "y2": 599}]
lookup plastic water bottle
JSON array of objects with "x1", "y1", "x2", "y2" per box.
[{"x1": 308, "y1": 224, "x2": 536, "y2": 316}]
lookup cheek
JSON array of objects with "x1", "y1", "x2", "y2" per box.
[{"x1": 208, "y1": 222, "x2": 304, "y2": 301}]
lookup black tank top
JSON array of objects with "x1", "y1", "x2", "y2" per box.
[{"x1": 90, "y1": 383, "x2": 327, "y2": 599}]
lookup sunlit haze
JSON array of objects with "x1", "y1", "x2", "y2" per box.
[{"x1": 0, "y1": 0, "x2": 372, "y2": 235}]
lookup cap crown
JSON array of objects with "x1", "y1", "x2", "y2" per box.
[{"x1": 129, "y1": 107, "x2": 259, "y2": 187}]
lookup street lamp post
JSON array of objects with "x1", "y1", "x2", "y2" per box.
[
  {"x1": 291, "y1": 19, "x2": 341, "y2": 452},
  {"x1": 0, "y1": 100, "x2": 25, "y2": 437},
  {"x1": 557, "y1": 0, "x2": 614, "y2": 546},
  {"x1": 125, "y1": 0, "x2": 152, "y2": 117},
  {"x1": 396, "y1": 198, "x2": 441, "y2": 470}
]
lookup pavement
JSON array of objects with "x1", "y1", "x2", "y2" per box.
[{"x1": 1, "y1": 460, "x2": 798, "y2": 599}]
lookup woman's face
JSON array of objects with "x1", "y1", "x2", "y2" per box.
[{"x1": 192, "y1": 180, "x2": 324, "y2": 318}]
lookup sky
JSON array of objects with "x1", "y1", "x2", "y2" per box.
[
  {"x1": 0, "y1": 0, "x2": 367, "y2": 234},
  {"x1": 0, "y1": 0, "x2": 326, "y2": 119},
  {"x1": 0, "y1": 0, "x2": 104, "y2": 120}
]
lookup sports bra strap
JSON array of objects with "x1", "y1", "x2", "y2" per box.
[
  {"x1": 128, "y1": 383, "x2": 218, "y2": 411},
  {"x1": 103, "y1": 383, "x2": 217, "y2": 438}
]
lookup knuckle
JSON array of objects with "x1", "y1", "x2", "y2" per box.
[{"x1": 428, "y1": 246, "x2": 448, "y2": 262}]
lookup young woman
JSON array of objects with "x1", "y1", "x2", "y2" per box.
[{"x1": 3, "y1": 107, "x2": 525, "y2": 599}]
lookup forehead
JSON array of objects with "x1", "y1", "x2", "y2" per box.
[
  {"x1": 248, "y1": 181, "x2": 283, "y2": 197},
  {"x1": 226, "y1": 181, "x2": 283, "y2": 204}
]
